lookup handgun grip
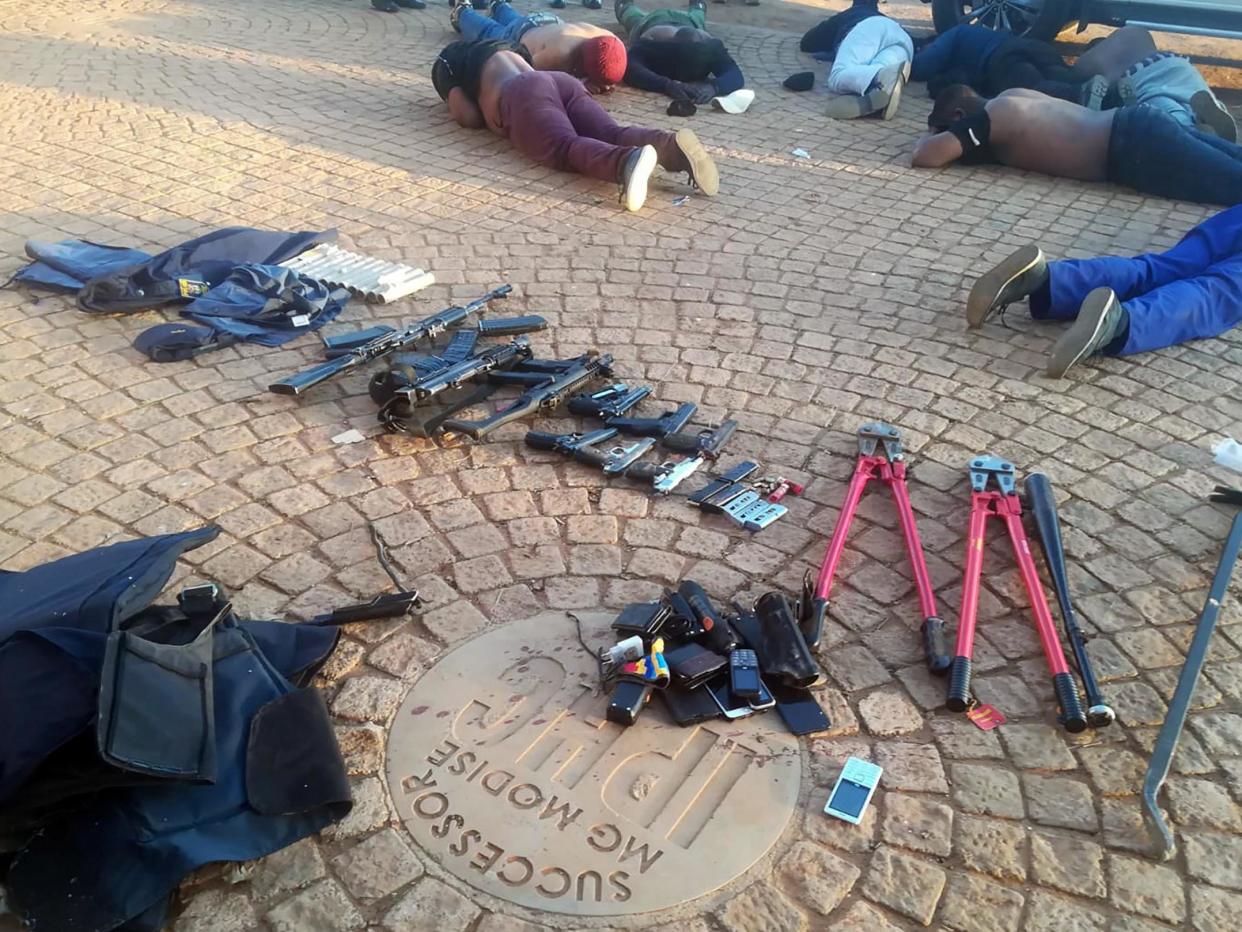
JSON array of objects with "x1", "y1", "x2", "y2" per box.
[
  {"x1": 624, "y1": 461, "x2": 663, "y2": 481},
  {"x1": 574, "y1": 446, "x2": 611, "y2": 468},
  {"x1": 662, "y1": 419, "x2": 737, "y2": 455},
  {"x1": 525, "y1": 431, "x2": 564, "y2": 452}
]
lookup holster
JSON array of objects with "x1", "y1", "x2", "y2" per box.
[{"x1": 755, "y1": 591, "x2": 822, "y2": 689}]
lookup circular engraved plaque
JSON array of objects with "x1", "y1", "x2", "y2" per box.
[{"x1": 385, "y1": 612, "x2": 801, "y2": 916}]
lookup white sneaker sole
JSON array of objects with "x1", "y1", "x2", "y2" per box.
[
  {"x1": 622, "y1": 145, "x2": 657, "y2": 212},
  {"x1": 882, "y1": 71, "x2": 905, "y2": 121}
]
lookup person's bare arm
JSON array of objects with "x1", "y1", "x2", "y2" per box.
[
  {"x1": 912, "y1": 131, "x2": 964, "y2": 168},
  {"x1": 447, "y1": 87, "x2": 485, "y2": 129}
]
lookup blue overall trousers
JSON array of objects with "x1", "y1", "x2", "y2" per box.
[{"x1": 1030, "y1": 205, "x2": 1242, "y2": 354}]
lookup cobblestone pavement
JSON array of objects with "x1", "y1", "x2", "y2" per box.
[{"x1": 2, "y1": 0, "x2": 1242, "y2": 929}]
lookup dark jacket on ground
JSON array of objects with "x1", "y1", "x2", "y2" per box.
[
  {"x1": 624, "y1": 37, "x2": 744, "y2": 98},
  {"x1": 910, "y1": 23, "x2": 1008, "y2": 87}
]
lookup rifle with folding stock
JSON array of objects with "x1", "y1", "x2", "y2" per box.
[
  {"x1": 268, "y1": 285, "x2": 512, "y2": 396},
  {"x1": 443, "y1": 352, "x2": 614, "y2": 440}
]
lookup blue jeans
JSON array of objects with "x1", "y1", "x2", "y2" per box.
[
  {"x1": 1032, "y1": 205, "x2": 1242, "y2": 354},
  {"x1": 1117, "y1": 53, "x2": 1209, "y2": 130},
  {"x1": 1108, "y1": 105, "x2": 1242, "y2": 207},
  {"x1": 459, "y1": 3, "x2": 559, "y2": 42}
]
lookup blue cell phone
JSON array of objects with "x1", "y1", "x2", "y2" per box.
[{"x1": 823, "y1": 757, "x2": 882, "y2": 825}]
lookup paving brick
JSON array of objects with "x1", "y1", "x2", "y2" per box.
[
  {"x1": 422, "y1": 600, "x2": 488, "y2": 641},
  {"x1": 774, "y1": 841, "x2": 859, "y2": 916},
  {"x1": 566, "y1": 514, "x2": 618, "y2": 544},
  {"x1": 1108, "y1": 855, "x2": 1187, "y2": 925},
  {"x1": 956, "y1": 814, "x2": 1027, "y2": 882},
  {"x1": 1023, "y1": 890, "x2": 1107, "y2": 932},
  {"x1": 250, "y1": 838, "x2": 327, "y2": 901},
  {"x1": 874, "y1": 742, "x2": 949, "y2": 794},
  {"x1": 862, "y1": 845, "x2": 946, "y2": 926},
  {"x1": 718, "y1": 882, "x2": 808, "y2": 932},
  {"x1": 882, "y1": 793, "x2": 953, "y2": 857},
  {"x1": 383, "y1": 878, "x2": 481, "y2": 931},
  {"x1": 1030, "y1": 832, "x2": 1107, "y2": 899},
  {"x1": 1191, "y1": 884, "x2": 1242, "y2": 932},
  {"x1": 331, "y1": 829, "x2": 423, "y2": 900},
  {"x1": 858, "y1": 688, "x2": 924, "y2": 737},
  {"x1": 1023, "y1": 773, "x2": 1098, "y2": 832},
  {"x1": 938, "y1": 872, "x2": 1024, "y2": 932},
  {"x1": 266, "y1": 879, "x2": 363, "y2": 932}
]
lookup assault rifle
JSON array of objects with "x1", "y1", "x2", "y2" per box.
[
  {"x1": 443, "y1": 352, "x2": 614, "y2": 440},
  {"x1": 400, "y1": 338, "x2": 533, "y2": 402},
  {"x1": 268, "y1": 285, "x2": 512, "y2": 396}
]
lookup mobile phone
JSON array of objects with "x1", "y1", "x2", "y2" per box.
[
  {"x1": 660, "y1": 685, "x2": 722, "y2": 726},
  {"x1": 823, "y1": 757, "x2": 882, "y2": 825},
  {"x1": 705, "y1": 673, "x2": 755, "y2": 720},
  {"x1": 729, "y1": 649, "x2": 762, "y2": 699},
  {"x1": 770, "y1": 682, "x2": 830, "y2": 736},
  {"x1": 748, "y1": 678, "x2": 775, "y2": 711}
]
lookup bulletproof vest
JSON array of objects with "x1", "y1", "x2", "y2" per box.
[{"x1": 0, "y1": 528, "x2": 349, "y2": 932}]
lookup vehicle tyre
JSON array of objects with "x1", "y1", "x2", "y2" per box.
[{"x1": 931, "y1": 0, "x2": 1074, "y2": 41}]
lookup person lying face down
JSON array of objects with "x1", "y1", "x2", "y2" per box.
[
  {"x1": 433, "y1": 38, "x2": 719, "y2": 212},
  {"x1": 797, "y1": 0, "x2": 913, "y2": 120},
  {"x1": 451, "y1": 0, "x2": 628, "y2": 93},
  {"x1": 964, "y1": 206, "x2": 1242, "y2": 377},
  {"x1": 614, "y1": 0, "x2": 744, "y2": 104},
  {"x1": 913, "y1": 84, "x2": 1242, "y2": 207},
  {"x1": 1069, "y1": 25, "x2": 1236, "y2": 141},
  {"x1": 910, "y1": 23, "x2": 1095, "y2": 106}
]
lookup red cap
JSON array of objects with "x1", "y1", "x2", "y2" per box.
[{"x1": 582, "y1": 35, "x2": 627, "y2": 86}]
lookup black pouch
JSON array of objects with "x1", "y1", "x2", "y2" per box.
[
  {"x1": 96, "y1": 619, "x2": 217, "y2": 781},
  {"x1": 247, "y1": 688, "x2": 352, "y2": 816}
]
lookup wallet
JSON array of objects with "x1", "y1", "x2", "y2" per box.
[
  {"x1": 663, "y1": 642, "x2": 727, "y2": 690},
  {"x1": 612, "y1": 601, "x2": 669, "y2": 638}
]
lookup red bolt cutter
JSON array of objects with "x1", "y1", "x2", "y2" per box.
[
  {"x1": 806, "y1": 423, "x2": 951, "y2": 673},
  {"x1": 946, "y1": 455, "x2": 1087, "y2": 733}
]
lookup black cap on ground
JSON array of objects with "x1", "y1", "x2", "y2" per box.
[{"x1": 784, "y1": 71, "x2": 815, "y2": 92}]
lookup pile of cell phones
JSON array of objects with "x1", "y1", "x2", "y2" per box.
[{"x1": 602, "y1": 581, "x2": 831, "y2": 737}]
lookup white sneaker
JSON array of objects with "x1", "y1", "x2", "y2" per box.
[{"x1": 618, "y1": 145, "x2": 657, "y2": 212}]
